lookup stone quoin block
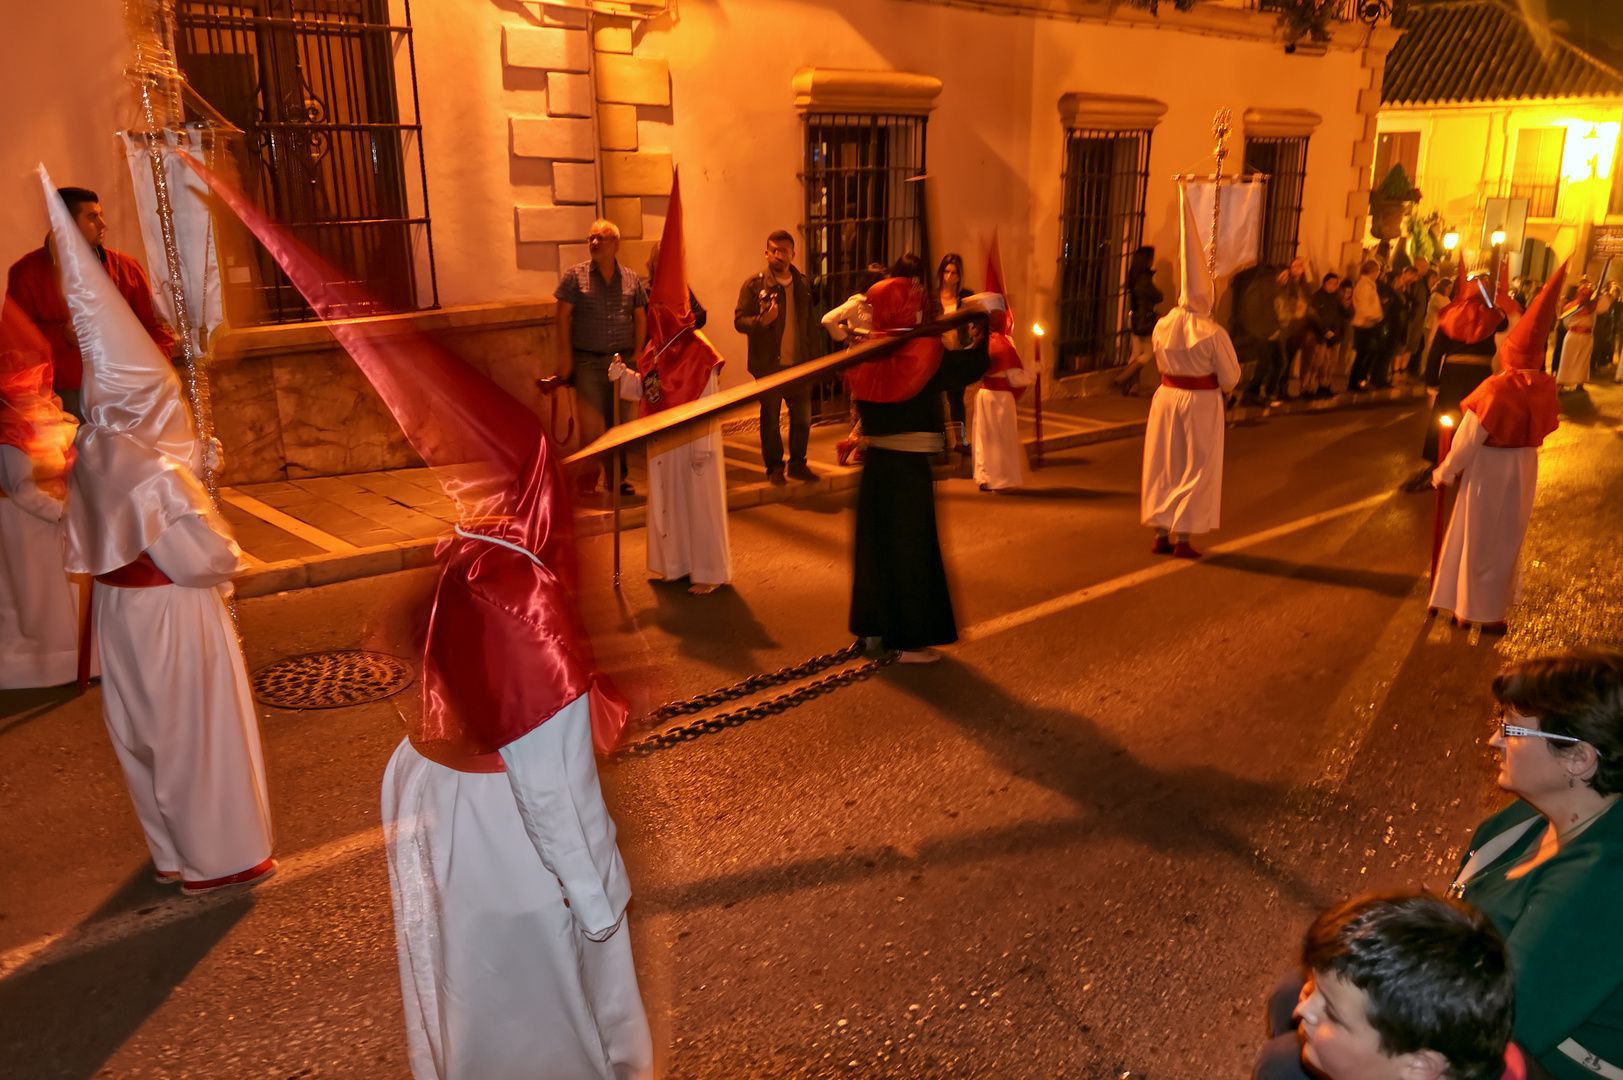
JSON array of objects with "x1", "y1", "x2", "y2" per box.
[
  {"x1": 601, "y1": 151, "x2": 673, "y2": 197},
  {"x1": 509, "y1": 116, "x2": 595, "y2": 161},
  {"x1": 553, "y1": 162, "x2": 598, "y2": 205},
  {"x1": 595, "y1": 55, "x2": 670, "y2": 107},
  {"x1": 1346, "y1": 189, "x2": 1372, "y2": 217},
  {"x1": 547, "y1": 73, "x2": 594, "y2": 118},
  {"x1": 603, "y1": 197, "x2": 642, "y2": 238},
  {"x1": 502, "y1": 25, "x2": 589, "y2": 72},
  {"x1": 1356, "y1": 87, "x2": 1383, "y2": 115},
  {"x1": 516, "y1": 205, "x2": 597, "y2": 244},
  {"x1": 598, "y1": 104, "x2": 639, "y2": 151},
  {"x1": 594, "y1": 25, "x2": 633, "y2": 53},
  {"x1": 1351, "y1": 139, "x2": 1376, "y2": 168},
  {"x1": 559, "y1": 242, "x2": 591, "y2": 269}
]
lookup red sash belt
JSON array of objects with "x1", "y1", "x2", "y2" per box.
[
  {"x1": 95, "y1": 552, "x2": 173, "y2": 588},
  {"x1": 1566, "y1": 325, "x2": 1592, "y2": 335},
  {"x1": 1161, "y1": 373, "x2": 1220, "y2": 390}
]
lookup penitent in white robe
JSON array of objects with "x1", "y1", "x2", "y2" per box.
[
  {"x1": 971, "y1": 389, "x2": 1023, "y2": 490},
  {"x1": 1141, "y1": 308, "x2": 1242, "y2": 535},
  {"x1": 971, "y1": 368, "x2": 1034, "y2": 492},
  {"x1": 1428, "y1": 410, "x2": 1538, "y2": 625},
  {"x1": 383, "y1": 693, "x2": 653, "y2": 1080},
  {"x1": 97, "y1": 514, "x2": 273, "y2": 881},
  {"x1": 622, "y1": 368, "x2": 730, "y2": 586},
  {"x1": 0, "y1": 445, "x2": 83, "y2": 688}
]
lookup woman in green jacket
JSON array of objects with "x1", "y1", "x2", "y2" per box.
[{"x1": 1255, "y1": 648, "x2": 1623, "y2": 1080}]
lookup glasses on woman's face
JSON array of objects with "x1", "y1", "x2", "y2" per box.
[{"x1": 1498, "y1": 721, "x2": 1583, "y2": 745}]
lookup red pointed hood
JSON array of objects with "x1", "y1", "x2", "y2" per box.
[
  {"x1": 844, "y1": 277, "x2": 943, "y2": 403},
  {"x1": 635, "y1": 169, "x2": 722, "y2": 414},
  {"x1": 1501, "y1": 262, "x2": 1565, "y2": 371},
  {"x1": 183, "y1": 153, "x2": 628, "y2": 759},
  {"x1": 1493, "y1": 249, "x2": 1522, "y2": 318},
  {"x1": 1436, "y1": 272, "x2": 1505, "y2": 344},
  {"x1": 1458, "y1": 261, "x2": 1563, "y2": 448}
]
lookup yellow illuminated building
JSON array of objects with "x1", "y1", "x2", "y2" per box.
[{"x1": 1377, "y1": 0, "x2": 1623, "y2": 281}]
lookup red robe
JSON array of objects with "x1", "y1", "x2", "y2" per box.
[{"x1": 5, "y1": 245, "x2": 176, "y2": 391}]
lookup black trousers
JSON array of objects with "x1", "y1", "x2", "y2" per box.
[
  {"x1": 758, "y1": 384, "x2": 811, "y2": 471},
  {"x1": 1349, "y1": 325, "x2": 1383, "y2": 387},
  {"x1": 849, "y1": 448, "x2": 957, "y2": 651}
]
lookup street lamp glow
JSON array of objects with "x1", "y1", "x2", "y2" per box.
[
  {"x1": 1442, "y1": 229, "x2": 1459, "y2": 251},
  {"x1": 1491, "y1": 229, "x2": 1506, "y2": 246},
  {"x1": 1032, "y1": 324, "x2": 1045, "y2": 336}
]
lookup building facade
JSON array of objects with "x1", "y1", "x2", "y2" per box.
[
  {"x1": 2, "y1": 0, "x2": 1398, "y2": 481},
  {"x1": 1377, "y1": 0, "x2": 1623, "y2": 283}
]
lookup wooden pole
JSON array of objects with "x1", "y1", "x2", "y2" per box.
[
  {"x1": 1429, "y1": 416, "x2": 1454, "y2": 595},
  {"x1": 611, "y1": 353, "x2": 622, "y2": 587},
  {"x1": 1032, "y1": 330, "x2": 1045, "y2": 470}
]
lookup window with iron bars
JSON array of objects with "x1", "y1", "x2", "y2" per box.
[
  {"x1": 173, "y1": 0, "x2": 436, "y2": 325},
  {"x1": 1244, "y1": 135, "x2": 1308, "y2": 270},
  {"x1": 1055, "y1": 127, "x2": 1152, "y2": 377},
  {"x1": 801, "y1": 113, "x2": 927, "y2": 417}
]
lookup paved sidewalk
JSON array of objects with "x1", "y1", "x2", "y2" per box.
[{"x1": 229, "y1": 381, "x2": 1426, "y2": 597}]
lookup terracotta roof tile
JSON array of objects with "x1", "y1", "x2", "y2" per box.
[{"x1": 1383, "y1": 0, "x2": 1623, "y2": 105}]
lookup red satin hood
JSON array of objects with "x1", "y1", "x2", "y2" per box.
[
  {"x1": 844, "y1": 277, "x2": 944, "y2": 403},
  {"x1": 1462, "y1": 369, "x2": 1559, "y2": 448}
]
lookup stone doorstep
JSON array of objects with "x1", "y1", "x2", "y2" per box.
[{"x1": 230, "y1": 384, "x2": 1422, "y2": 597}]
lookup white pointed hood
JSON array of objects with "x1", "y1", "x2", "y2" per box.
[{"x1": 41, "y1": 165, "x2": 220, "y2": 574}]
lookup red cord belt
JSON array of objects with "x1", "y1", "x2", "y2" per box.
[
  {"x1": 95, "y1": 552, "x2": 173, "y2": 588},
  {"x1": 1161, "y1": 373, "x2": 1220, "y2": 390}
]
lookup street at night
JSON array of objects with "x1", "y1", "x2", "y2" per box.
[{"x1": 5, "y1": 385, "x2": 1620, "y2": 1080}]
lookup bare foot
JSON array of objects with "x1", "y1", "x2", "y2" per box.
[
  {"x1": 897, "y1": 648, "x2": 943, "y2": 664},
  {"x1": 688, "y1": 582, "x2": 721, "y2": 595}
]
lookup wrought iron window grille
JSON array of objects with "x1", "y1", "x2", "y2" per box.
[
  {"x1": 1244, "y1": 135, "x2": 1307, "y2": 270},
  {"x1": 800, "y1": 112, "x2": 928, "y2": 417},
  {"x1": 1056, "y1": 126, "x2": 1152, "y2": 377},
  {"x1": 173, "y1": 0, "x2": 437, "y2": 325}
]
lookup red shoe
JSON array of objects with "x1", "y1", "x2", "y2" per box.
[
  {"x1": 836, "y1": 439, "x2": 855, "y2": 467},
  {"x1": 1172, "y1": 541, "x2": 1202, "y2": 559},
  {"x1": 1151, "y1": 536, "x2": 1174, "y2": 555},
  {"x1": 182, "y1": 857, "x2": 277, "y2": 896}
]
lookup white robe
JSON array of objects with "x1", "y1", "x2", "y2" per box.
[
  {"x1": 971, "y1": 369, "x2": 1032, "y2": 491},
  {"x1": 620, "y1": 368, "x2": 730, "y2": 585},
  {"x1": 97, "y1": 514, "x2": 273, "y2": 880},
  {"x1": 1428, "y1": 411, "x2": 1538, "y2": 624},
  {"x1": 1557, "y1": 298, "x2": 1609, "y2": 387},
  {"x1": 1140, "y1": 308, "x2": 1242, "y2": 534},
  {"x1": 0, "y1": 445, "x2": 83, "y2": 688},
  {"x1": 383, "y1": 694, "x2": 653, "y2": 1080}
]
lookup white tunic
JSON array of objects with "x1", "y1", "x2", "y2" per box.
[
  {"x1": 621, "y1": 368, "x2": 731, "y2": 585},
  {"x1": 1428, "y1": 410, "x2": 1539, "y2": 624},
  {"x1": 1141, "y1": 308, "x2": 1242, "y2": 534},
  {"x1": 971, "y1": 367, "x2": 1034, "y2": 492},
  {"x1": 97, "y1": 514, "x2": 273, "y2": 880},
  {"x1": 0, "y1": 445, "x2": 83, "y2": 688},
  {"x1": 383, "y1": 694, "x2": 653, "y2": 1080},
  {"x1": 1557, "y1": 298, "x2": 1609, "y2": 387}
]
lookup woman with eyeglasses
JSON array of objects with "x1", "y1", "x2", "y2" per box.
[
  {"x1": 1255, "y1": 648, "x2": 1623, "y2": 1080},
  {"x1": 1450, "y1": 648, "x2": 1623, "y2": 1080}
]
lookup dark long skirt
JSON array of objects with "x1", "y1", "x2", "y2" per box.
[
  {"x1": 1422, "y1": 358, "x2": 1493, "y2": 462},
  {"x1": 849, "y1": 448, "x2": 957, "y2": 651}
]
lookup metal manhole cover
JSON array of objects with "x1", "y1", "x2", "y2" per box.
[{"x1": 252, "y1": 651, "x2": 415, "y2": 710}]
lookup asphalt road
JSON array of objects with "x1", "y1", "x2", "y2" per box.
[{"x1": 3, "y1": 384, "x2": 1620, "y2": 1080}]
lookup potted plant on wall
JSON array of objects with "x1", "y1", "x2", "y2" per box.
[{"x1": 1370, "y1": 164, "x2": 1423, "y2": 240}]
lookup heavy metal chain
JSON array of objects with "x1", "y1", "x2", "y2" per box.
[{"x1": 610, "y1": 642, "x2": 898, "y2": 761}]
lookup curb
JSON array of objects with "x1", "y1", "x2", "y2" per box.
[{"x1": 232, "y1": 384, "x2": 1425, "y2": 598}]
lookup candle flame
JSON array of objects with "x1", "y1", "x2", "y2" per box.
[
  {"x1": 1441, "y1": 415, "x2": 1454, "y2": 428},
  {"x1": 1032, "y1": 324, "x2": 1045, "y2": 336}
]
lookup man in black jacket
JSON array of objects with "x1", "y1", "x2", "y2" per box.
[{"x1": 735, "y1": 230, "x2": 821, "y2": 483}]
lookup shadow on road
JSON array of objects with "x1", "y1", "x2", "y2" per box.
[
  {"x1": 1201, "y1": 553, "x2": 1419, "y2": 598},
  {"x1": 943, "y1": 486, "x2": 1132, "y2": 501},
  {"x1": 641, "y1": 579, "x2": 779, "y2": 676},
  {"x1": 0, "y1": 870, "x2": 251, "y2": 1080},
  {"x1": 0, "y1": 684, "x2": 81, "y2": 739}
]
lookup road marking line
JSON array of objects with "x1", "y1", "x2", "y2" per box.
[
  {"x1": 0, "y1": 825, "x2": 384, "y2": 981},
  {"x1": 220, "y1": 488, "x2": 358, "y2": 553},
  {"x1": 960, "y1": 491, "x2": 1392, "y2": 641}
]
